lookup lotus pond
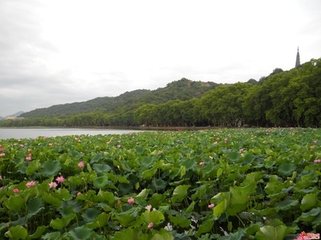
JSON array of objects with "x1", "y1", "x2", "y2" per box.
[{"x1": 0, "y1": 128, "x2": 321, "y2": 239}]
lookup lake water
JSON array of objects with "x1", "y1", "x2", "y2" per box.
[{"x1": 0, "y1": 128, "x2": 142, "y2": 139}]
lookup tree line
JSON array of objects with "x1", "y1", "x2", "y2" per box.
[{"x1": 1, "y1": 58, "x2": 320, "y2": 128}]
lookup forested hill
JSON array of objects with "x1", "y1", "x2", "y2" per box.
[
  {"x1": 2, "y1": 58, "x2": 321, "y2": 128},
  {"x1": 21, "y1": 78, "x2": 217, "y2": 117}
]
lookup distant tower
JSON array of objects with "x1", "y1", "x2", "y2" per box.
[{"x1": 295, "y1": 47, "x2": 300, "y2": 67}]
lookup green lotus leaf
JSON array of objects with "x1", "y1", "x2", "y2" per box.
[
  {"x1": 276, "y1": 199, "x2": 299, "y2": 211},
  {"x1": 227, "y1": 151, "x2": 240, "y2": 162},
  {"x1": 68, "y1": 226, "x2": 92, "y2": 240},
  {"x1": 86, "y1": 212, "x2": 109, "y2": 229},
  {"x1": 40, "y1": 160, "x2": 61, "y2": 177},
  {"x1": 298, "y1": 207, "x2": 321, "y2": 223},
  {"x1": 60, "y1": 200, "x2": 81, "y2": 216},
  {"x1": 4, "y1": 195, "x2": 25, "y2": 212},
  {"x1": 186, "y1": 201, "x2": 196, "y2": 213},
  {"x1": 213, "y1": 197, "x2": 229, "y2": 219},
  {"x1": 115, "y1": 207, "x2": 141, "y2": 227},
  {"x1": 55, "y1": 188, "x2": 72, "y2": 201},
  {"x1": 171, "y1": 185, "x2": 190, "y2": 203},
  {"x1": 42, "y1": 232, "x2": 61, "y2": 240},
  {"x1": 113, "y1": 228, "x2": 149, "y2": 240},
  {"x1": 143, "y1": 210, "x2": 165, "y2": 225},
  {"x1": 82, "y1": 208, "x2": 101, "y2": 222},
  {"x1": 301, "y1": 193, "x2": 317, "y2": 211},
  {"x1": 93, "y1": 163, "x2": 112, "y2": 174},
  {"x1": 97, "y1": 190, "x2": 115, "y2": 205},
  {"x1": 136, "y1": 188, "x2": 150, "y2": 199},
  {"x1": 27, "y1": 197, "x2": 44, "y2": 218},
  {"x1": 278, "y1": 162, "x2": 296, "y2": 177},
  {"x1": 142, "y1": 167, "x2": 158, "y2": 180},
  {"x1": 151, "y1": 229, "x2": 174, "y2": 240},
  {"x1": 29, "y1": 226, "x2": 47, "y2": 239},
  {"x1": 168, "y1": 214, "x2": 191, "y2": 228},
  {"x1": 265, "y1": 175, "x2": 284, "y2": 195},
  {"x1": 5, "y1": 225, "x2": 28, "y2": 240},
  {"x1": 93, "y1": 175, "x2": 109, "y2": 189},
  {"x1": 255, "y1": 225, "x2": 287, "y2": 240},
  {"x1": 228, "y1": 184, "x2": 253, "y2": 215},
  {"x1": 196, "y1": 217, "x2": 214, "y2": 237},
  {"x1": 26, "y1": 159, "x2": 41, "y2": 176},
  {"x1": 50, "y1": 213, "x2": 76, "y2": 230},
  {"x1": 41, "y1": 192, "x2": 62, "y2": 208}
]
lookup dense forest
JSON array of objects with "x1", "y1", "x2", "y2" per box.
[{"x1": 1, "y1": 58, "x2": 321, "y2": 128}]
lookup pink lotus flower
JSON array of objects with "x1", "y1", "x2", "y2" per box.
[
  {"x1": 78, "y1": 161, "x2": 85, "y2": 170},
  {"x1": 147, "y1": 222, "x2": 154, "y2": 229},
  {"x1": 127, "y1": 197, "x2": 135, "y2": 205},
  {"x1": 208, "y1": 203, "x2": 215, "y2": 209},
  {"x1": 314, "y1": 159, "x2": 321, "y2": 163},
  {"x1": 48, "y1": 181, "x2": 58, "y2": 189},
  {"x1": 26, "y1": 180, "x2": 36, "y2": 188},
  {"x1": 55, "y1": 176, "x2": 65, "y2": 183},
  {"x1": 12, "y1": 188, "x2": 20, "y2": 193},
  {"x1": 25, "y1": 153, "x2": 32, "y2": 161}
]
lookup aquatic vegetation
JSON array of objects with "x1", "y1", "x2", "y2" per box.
[{"x1": 0, "y1": 128, "x2": 321, "y2": 239}]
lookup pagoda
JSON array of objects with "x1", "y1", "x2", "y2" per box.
[{"x1": 295, "y1": 47, "x2": 300, "y2": 67}]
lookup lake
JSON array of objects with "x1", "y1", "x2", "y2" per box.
[{"x1": 0, "y1": 128, "x2": 142, "y2": 139}]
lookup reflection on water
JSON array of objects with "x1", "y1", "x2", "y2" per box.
[{"x1": 0, "y1": 128, "x2": 142, "y2": 139}]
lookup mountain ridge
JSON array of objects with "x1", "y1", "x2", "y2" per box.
[{"x1": 22, "y1": 78, "x2": 217, "y2": 117}]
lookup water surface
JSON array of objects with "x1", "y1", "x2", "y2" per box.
[{"x1": 0, "y1": 128, "x2": 141, "y2": 139}]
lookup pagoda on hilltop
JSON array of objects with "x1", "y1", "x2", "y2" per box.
[{"x1": 295, "y1": 47, "x2": 301, "y2": 67}]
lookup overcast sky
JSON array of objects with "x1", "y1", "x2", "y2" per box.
[{"x1": 0, "y1": 0, "x2": 321, "y2": 116}]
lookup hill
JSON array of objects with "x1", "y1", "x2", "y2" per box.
[
  {"x1": 21, "y1": 78, "x2": 217, "y2": 117},
  {"x1": 3, "y1": 58, "x2": 321, "y2": 128}
]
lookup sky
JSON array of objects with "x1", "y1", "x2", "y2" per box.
[{"x1": 0, "y1": 0, "x2": 321, "y2": 116}]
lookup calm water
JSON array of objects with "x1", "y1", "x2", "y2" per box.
[{"x1": 0, "y1": 128, "x2": 142, "y2": 139}]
